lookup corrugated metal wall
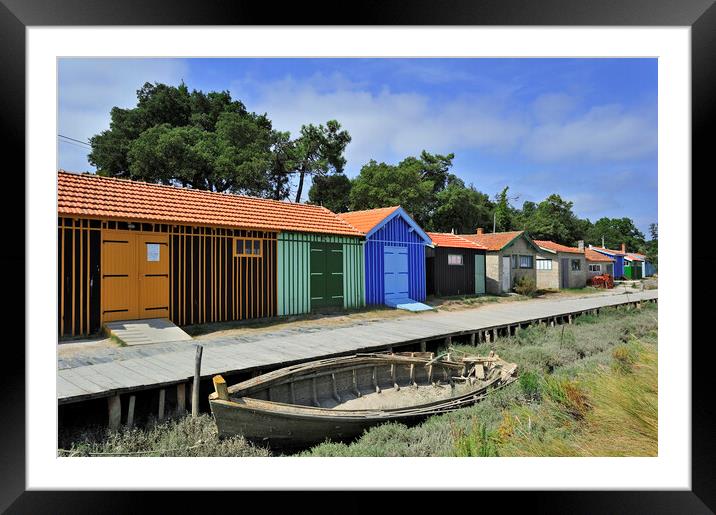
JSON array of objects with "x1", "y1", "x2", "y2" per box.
[
  {"x1": 277, "y1": 232, "x2": 365, "y2": 316},
  {"x1": 364, "y1": 215, "x2": 427, "y2": 305}
]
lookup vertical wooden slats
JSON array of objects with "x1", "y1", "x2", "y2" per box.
[{"x1": 59, "y1": 218, "x2": 278, "y2": 337}]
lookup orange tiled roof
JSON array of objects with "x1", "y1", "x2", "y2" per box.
[
  {"x1": 337, "y1": 206, "x2": 400, "y2": 233},
  {"x1": 427, "y1": 232, "x2": 486, "y2": 250},
  {"x1": 458, "y1": 231, "x2": 524, "y2": 251},
  {"x1": 535, "y1": 240, "x2": 583, "y2": 254},
  {"x1": 626, "y1": 253, "x2": 645, "y2": 262},
  {"x1": 57, "y1": 171, "x2": 364, "y2": 236},
  {"x1": 585, "y1": 248, "x2": 615, "y2": 262}
]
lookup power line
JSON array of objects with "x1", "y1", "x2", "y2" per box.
[{"x1": 58, "y1": 134, "x2": 92, "y2": 147}]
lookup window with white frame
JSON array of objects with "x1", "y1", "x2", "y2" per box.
[
  {"x1": 447, "y1": 254, "x2": 463, "y2": 266},
  {"x1": 536, "y1": 258, "x2": 552, "y2": 270},
  {"x1": 519, "y1": 255, "x2": 533, "y2": 269},
  {"x1": 589, "y1": 264, "x2": 601, "y2": 272}
]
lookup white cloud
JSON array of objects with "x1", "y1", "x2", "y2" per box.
[
  {"x1": 522, "y1": 104, "x2": 656, "y2": 162},
  {"x1": 532, "y1": 92, "x2": 578, "y2": 123},
  {"x1": 58, "y1": 58, "x2": 189, "y2": 170},
  {"x1": 234, "y1": 73, "x2": 530, "y2": 174}
]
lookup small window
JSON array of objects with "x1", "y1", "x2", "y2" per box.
[
  {"x1": 536, "y1": 258, "x2": 552, "y2": 270},
  {"x1": 571, "y1": 259, "x2": 581, "y2": 271},
  {"x1": 519, "y1": 255, "x2": 533, "y2": 269},
  {"x1": 448, "y1": 254, "x2": 463, "y2": 266},
  {"x1": 589, "y1": 264, "x2": 601, "y2": 272},
  {"x1": 511, "y1": 255, "x2": 518, "y2": 269},
  {"x1": 234, "y1": 238, "x2": 262, "y2": 258}
]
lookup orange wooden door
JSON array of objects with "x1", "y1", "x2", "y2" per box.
[
  {"x1": 101, "y1": 230, "x2": 139, "y2": 322},
  {"x1": 137, "y1": 233, "x2": 170, "y2": 319}
]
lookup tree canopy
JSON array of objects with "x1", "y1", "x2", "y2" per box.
[{"x1": 89, "y1": 82, "x2": 350, "y2": 200}]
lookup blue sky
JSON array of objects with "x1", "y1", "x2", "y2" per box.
[{"x1": 58, "y1": 58, "x2": 657, "y2": 234}]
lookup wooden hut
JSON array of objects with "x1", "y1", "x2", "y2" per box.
[
  {"x1": 585, "y1": 248, "x2": 615, "y2": 278},
  {"x1": 534, "y1": 240, "x2": 587, "y2": 290},
  {"x1": 458, "y1": 229, "x2": 542, "y2": 294},
  {"x1": 425, "y1": 232, "x2": 487, "y2": 297},
  {"x1": 338, "y1": 207, "x2": 432, "y2": 309},
  {"x1": 57, "y1": 171, "x2": 363, "y2": 337}
]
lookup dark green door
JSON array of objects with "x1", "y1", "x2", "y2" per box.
[{"x1": 310, "y1": 243, "x2": 344, "y2": 309}]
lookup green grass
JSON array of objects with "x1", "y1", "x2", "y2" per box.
[{"x1": 60, "y1": 303, "x2": 658, "y2": 458}]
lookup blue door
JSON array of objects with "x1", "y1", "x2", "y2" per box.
[{"x1": 384, "y1": 245, "x2": 409, "y2": 303}]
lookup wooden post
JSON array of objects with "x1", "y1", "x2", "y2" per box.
[
  {"x1": 486, "y1": 331, "x2": 491, "y2": 343},
  {"x1": 493, "y1": 328, "x2": 498, "y2": 341},
  {"x1": 420, "y1": 341, "x2": 427, "y2": 352},
  {"x1": 192, "y1": 344, "x2": 203, "y2": 418},
  {"x1": 568, "y1": 315, "x2": 573, "y2": 325},
  {"x1": 470, "y1": 333, "x2": 476, "y2": 345},
  {"x1": 126, "y1": 395, "x2": 136, "y2": 428},
  {"x1": 108, "y1": 394, "x2": 121, "y2": 430},
  {"x1": 550, "y1": 318, "x2": 555, "y2": 327},
  {"x1": 176, "y1": 383, "x2": 186, "y2": 413},
  {"x1": 445, "y1": 335, "x2": 452, "y2": 346},
  {"x1": 157, "y1": 388, "x2": 166, "y2": 420},
  {"x1": 213, "y1": 375, "x2": 229, "y2": 400}
]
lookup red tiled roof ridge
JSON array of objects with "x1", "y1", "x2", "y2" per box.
[
  {"x1": 534, "y1": 239, "x2": 583, "y2": 254},
  {"x1": 57, "y1": 170, "x2": 363, "y2": 236},
  {"x1": 58, "y1": 170, "x2": 335, "y2": 210},
  {"x1": 426, "y1": 231, "x2": 486, "y2": 249},
  {"x1": 338, "y1": 205, "x2": 401, "y2": 215}
]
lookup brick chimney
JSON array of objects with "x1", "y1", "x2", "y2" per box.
[
  {"x1": 621, "y1": 243, "x2": 626, "y2": 253},
  {"x1": 578, "y1": 240, "x2": 584, "y2": 251},
  {"x1": 476, "y1": 227, "x2": 484, "y2": 235}
]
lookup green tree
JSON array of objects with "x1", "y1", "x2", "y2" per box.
[
  {"x1": 350, "y1": 160, "x2": 434, "y2": 224},
  {"x1": 292, "y1": 120, "x2": 351, "y2": 204},
  {"x1": 431, "y1": 178, "x2": 494, "y2": 233},
  {"x1": 308, "y1": 173, "x2": 352, "y2": 213},
  {"x1": 524, "y1": 194, "x2": 581, "y2": 244},
  {"x1": 645, "y1": 223, "x2": 658, "y2": 266},
  {"x1": 585, "y1": 217, "x2": 646, "y2": 251},
  {"x1": 493, "y1": 187, "x2": 514, "y2": 232}
]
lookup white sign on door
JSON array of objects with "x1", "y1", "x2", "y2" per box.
[{"x1": 147, "y1": 243, "x2": 161, "y2": 262}]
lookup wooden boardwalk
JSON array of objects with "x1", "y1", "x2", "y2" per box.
[{"x1": 58, "y1": 290, "x2": 657, "y2": 405}]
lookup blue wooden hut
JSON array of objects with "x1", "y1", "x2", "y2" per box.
[{"x1": 339, "y1": 206, "x2": 432, "y2": 310}]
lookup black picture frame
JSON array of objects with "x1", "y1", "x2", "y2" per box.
[{"x1": 2, "y1": 0, "x2": 712, "y2": 512}]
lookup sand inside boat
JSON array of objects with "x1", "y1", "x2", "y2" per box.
[{"x1": 331, "y1": 382, "x2": 477, "y2": 410}]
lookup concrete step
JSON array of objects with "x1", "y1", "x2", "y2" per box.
[{"x1": 103, "y1": 318, "x2": 193, "y2": 346}]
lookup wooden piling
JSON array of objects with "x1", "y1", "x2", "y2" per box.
[
  {"x1": 126, "y1": 395, "x2": 136, "y2": 428},
  {"x1": 192, "y1": 344, "x2": 203, "y2": 418},
  {"x1": 158, "y1": 388, "x2": 166, "y2": 420},
  {"x1": 420, "y1": 341, "x2": 427, "y2": 352},
  {"x1": 445, "y1": 335, "x2": 452, "y2": 346},
  {"x1": 108, "y1": 394, "x2": 121, "y2": 430},
  {"x1": 470, "y1": 333, "x2": 476, "y2": 345},
  {"x1": 176, "y1": 383, "x2": 186, "y2": 413}
]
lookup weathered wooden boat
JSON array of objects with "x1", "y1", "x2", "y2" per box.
[{"x1": 209, "y1": 351, "x2": 518, "y2": 449}]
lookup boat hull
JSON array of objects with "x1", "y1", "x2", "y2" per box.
[{"x1": 208, "y1": 352, "x2": 517, "y2": 450}]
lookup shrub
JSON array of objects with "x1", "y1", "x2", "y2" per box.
[
  {"x1": 513, "y1": 276, "x2": 537, "y2": 297},
  {"x1": 519, "y1": 370, "x2": 543, "y2": 401}
]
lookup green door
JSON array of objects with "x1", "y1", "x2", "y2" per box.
[
  {"x1": 310, "y1": 243, "x2": 344, "y2": 309},
  {"x1": 474, "y1": 254, "x2": 486, "y2": 294}
]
